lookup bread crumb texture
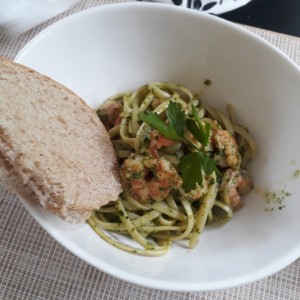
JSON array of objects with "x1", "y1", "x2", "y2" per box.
[{"x1": 0, "y1": 57, "x2": 122, "y2": 222}]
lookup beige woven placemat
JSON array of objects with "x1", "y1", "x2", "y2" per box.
[{"x1": 1, "y1": 1, "x2": 300, "y2": 299}]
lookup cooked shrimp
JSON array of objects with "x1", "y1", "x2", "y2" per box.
[
  {"x1": 219, "y1": 168, "x2": 253, "y2": 210},
  {"x1": 149, "y1": 130, "x2": 178, "y2": 158},
  {"x1": 120, "y1": 154, "x2": 182, "y2": 202},
  {"x1": 179, "y1": 180, "x2": 209, "y2": 200},
  {"x1": 96, "y1": 100, "x2": 123, "y2": 130},
  {"x1": 212, "y1": 128, "x2": 241, "y2": 169}
]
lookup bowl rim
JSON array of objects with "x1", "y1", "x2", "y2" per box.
[{"x1": 15, "y1": 2, "x2": 300, "y2": 72}]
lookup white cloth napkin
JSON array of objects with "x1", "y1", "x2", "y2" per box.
[{"x1": 0, "y1": 0, "x2": 80, "y2": 36}]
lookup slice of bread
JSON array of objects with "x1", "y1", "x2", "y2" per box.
[
  {"x1": 0, "y1": 150, "x2": 39, "y2": 202},
  {"x1": 0, "y1": 56, "x2": 122, "y2": 223}
]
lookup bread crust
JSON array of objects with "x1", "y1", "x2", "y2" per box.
[{"x1": 0, "y1": 56, "x2": 122, "y2": 223}]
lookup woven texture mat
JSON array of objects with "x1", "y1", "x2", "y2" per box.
[{"x1": 1, "y1": 1, "x2": 300, "y2": 299}]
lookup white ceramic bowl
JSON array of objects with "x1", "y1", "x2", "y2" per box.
[{"x1": 15, "y1": 3, "x2": 300, "y2": 292}]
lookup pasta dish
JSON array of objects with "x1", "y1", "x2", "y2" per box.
[{"x1": 88, "y1": 82, "x2": 256, "y2": 256}]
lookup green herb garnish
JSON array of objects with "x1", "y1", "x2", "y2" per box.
[
  {"x1": 204, "y1": 79, "x2": 212, "y2": 86},
  {"x1": 139, "y1": 101, "x2": 219, "y2": 192},
  {"x1": 190, "y1": 104, "x2": 211, "y2": 146},
  {"x1": 178, "y1": 152, "x2": 217, "y2": 192},
  {"x1": 139, "y1": 110, "x2": 182, "y2": 140},
  {"x1": 166, "y1": 101, "x2": 186, "y2": 138}
]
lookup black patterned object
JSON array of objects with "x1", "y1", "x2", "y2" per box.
[
  {"x1": 143, "y1": 0, "x2": 252, "y2": 15},
  {"x1": 185, "y1": 0, "x2": 218, "y2": 10}
]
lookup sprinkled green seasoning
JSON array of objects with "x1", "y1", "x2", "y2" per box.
[
  {"x1": 204, "y1": 79, "x2": 212, "y2": 86},
  {"x1": 264, "y1": 207, "x2": 274, "y2": 212},
  {"x1": 263, "y1": 186, "x2": 291, "y2": 212},
  {"x1": 293, "y1": 169, "x2": 300, "y2": 178},
  {"x1": 264, "y1": 189, "x2": 291, "y2": 204}
]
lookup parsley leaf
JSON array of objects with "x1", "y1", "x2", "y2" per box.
[
  {"x1": 178, "y1": 153, "x2": 203, "y2": 192},
  {"x1": 190, "y1": 104, "x2": 211, "y2": 146},
  {"x1": 139, "y1": 101, "x2": 186, "y2": 141},
  {"x1": 178, "y1": 152, "x2": 218, "y2": 192},
  {"x1": 200, "y1": 153, "x2": 218, "y2": 175},
  {"x1": 138, "y1": 110, "x2": 180, "y2": 140},
  {"x1": 166, "y1": 101, "x2": 186, "y2": 138}
]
